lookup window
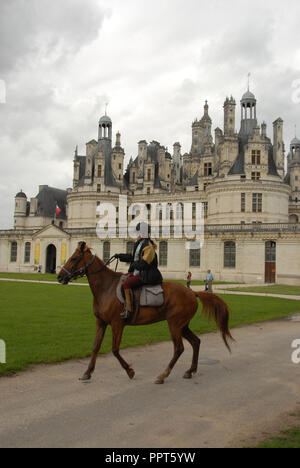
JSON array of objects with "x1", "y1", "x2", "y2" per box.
[
  {"x1": 159, "y1": 241, "x2": 168, "y2": 267},
  {"x1": 252, "y1": 193, "x2": 262, "y2": 212},
  {"x1": 119, "y1": 164, "x2": 122, "y2": 170},
  {"x1": 103, "y1": 242, "x2": 110, "y2": 263},
  {"x1": 176, "y1": 203, "x2": 183, "y2": 220},
  {"x1": 97, "y1": 165, "x2": 102, "y2": 178},
  {"x1": 224, "y1": 241, "x2": 236, "y2": 268},
  {"x1": 241, "y1": 193, "x2": 246, "y2": 213},
  {"x1": 265, "y1": 241, "x2": 276, "y2": 262},
  {"x1": 147, "y1": 187, "x2": 151, "y2": 195},
  {"x1": 203, "y1": 183, "x2": 208, "y2": 191},
  {"x1": 10, "y1": 242, "x2": 17, "y2": 263},
  {"x1": 24, "y1": 242, "x2": 31, "y2": 263},
  {"x1": 251, "y1": 172, "x2": 261, "y2": 181},
  {"x1": 132, "y1": 172, "x2": 136, "y2": 184},
  {"x1": 251, "y1": 150, "x2": 261, "y2": 165},
  {"x1": 189, "y1": 246, "x2": 200, "y2": 267},
  {"x1": 295, "y1": 176, "x2": 298, "y2": 181},
  {"x1": 97, "y1": 184, "x2": 101, "y2": 193},
  {"x1": 204, "y1": 163, "x2": 212, "y2": 176},
  {"x1": 147, "y1": 169, "x2": 151, "y2": 181}
]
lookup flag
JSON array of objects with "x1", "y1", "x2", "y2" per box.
[{"x1": 56, "y1": 204, "x2": 62, "y2": 217}]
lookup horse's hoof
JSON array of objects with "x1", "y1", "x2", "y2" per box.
[
  {"x1": 155, "y1": 378, "x2": 164, "y2": 384},
  {"x1": 127, "y1": 368, "x2": 135, "y2": 380},
  {"x1": 79, "y1": 374, "x2": 91, "y2": 382},
  {"x1": 183, "y1": 372, "x2": 192, "y2": 379}
]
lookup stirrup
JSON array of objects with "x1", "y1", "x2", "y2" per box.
[{"x1": 120, "y1": 307, "x2": 129, "y2": 319}]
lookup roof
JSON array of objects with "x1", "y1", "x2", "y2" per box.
[
  {"x1": 241, "y1": 90, "x2": 256, "y2": 101},
  {"x1": 36, "y1": 186, "x2": 67, "y2": 219},
  {"x1": 99, "y1": 115, "x2": 112, "y2": 124},
  {"x1": 228, "y1": 141, "x2": 245, "y2": 175},
  {"x1": 15, "y1": 191, "x2": 27, "y2": 198},
  {"x1": 188, "y1": 171, "x2": 199, "y2": 186},
  {"x1": 291, "y1": 137, "x2": 300, "y2": 146}
]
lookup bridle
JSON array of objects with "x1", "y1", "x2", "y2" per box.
[{"x1": 61, "y1": 251, "x2": 118, "y2": 283}]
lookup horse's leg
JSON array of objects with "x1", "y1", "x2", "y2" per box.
[
  {"x1": 111, "y1": 321, "x2": 135, "y2": 379},
  {"x1": 155, "y1": 322, "x2": 184, "y2": 384},
  {"x1": 80, "y1": 317, "x2": 107, "y2": 381},
  {"x1": 182, "y1": 325, "x2": 201, "y2": 379}
]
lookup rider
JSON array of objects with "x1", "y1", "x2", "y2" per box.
[{"x1": 115, "y1": 222, "x2": 163, "y2": 318}]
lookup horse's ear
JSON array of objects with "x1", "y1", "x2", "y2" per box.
[{"x1": 78, "y1": 241, "x2": 86, "y2": 251}]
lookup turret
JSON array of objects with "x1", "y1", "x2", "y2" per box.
[
  {"x1": 239, "y1": 89, "x2": 257, "y2": 138},
  {"x1": 14, "y1": 191, "x2": 27, "y2": 228},
  {"x1": 223, "y1": 96, "x2": 236, "y2": 136},
  {"x1": 273, "y1": 118, "x2": 284, "y2": 178}
]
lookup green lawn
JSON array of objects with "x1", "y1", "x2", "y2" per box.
[
  {"x1": 229, "y1": 285, "x2": 300, "y2": 296},
  {"x1": 253, "y1": 413, "x2": 300, "y2": 448},
  {"x1": 0, "y1": 272, "x2": 240, "y2": 287},
  {"x1": 0, "y1": 272, "x2": 88, "y2": 283},
  {"x1": 0, "y1": 281, "x2": 299, "y2": 376}
]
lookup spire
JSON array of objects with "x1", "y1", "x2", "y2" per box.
[{"x1": 247, "y1": 72, "x2": 251, "y2": 91}]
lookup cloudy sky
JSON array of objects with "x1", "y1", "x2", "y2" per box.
[{"x1": 0, "y1": 0, "x2": 300, "y2": 228}]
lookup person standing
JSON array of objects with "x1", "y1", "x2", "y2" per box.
[
  {"x1": 205, "y1": 269, "x2": 214, "y2": 292},
  {"x1": 186, "y1": 271, "x2": 192, "y2": 289}
]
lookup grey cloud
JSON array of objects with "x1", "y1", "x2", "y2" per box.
[{"x1": 0, "y1": 0, "x2": 109, "y2": 75}]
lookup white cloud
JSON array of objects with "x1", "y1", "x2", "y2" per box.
[{"x1": 1, "y1": 0, "x2": 300, "y2": 228}]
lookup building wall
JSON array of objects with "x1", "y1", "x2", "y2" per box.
[{"x1": 1, "y1": 230, "x2": 300, "y2": 285}]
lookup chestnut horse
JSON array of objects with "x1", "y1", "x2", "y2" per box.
[{"x1": 57, "y1": 242, "x2": 234, "y2": 384}]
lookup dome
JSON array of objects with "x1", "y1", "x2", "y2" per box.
[
  {"x1": 15, "y1": 191, "x2": 27, "y2": 198},
  {"x1": 241, "y1": 90, "x2": 256, "y2": 101},
  {"x1": 291, "y1": 137, "x2": 300, "y2": 146},
  {"x1": 99, "y1": 115, "x2": 112, "y2": 125}
]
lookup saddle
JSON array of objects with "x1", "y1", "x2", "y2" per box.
[{"x1": 116, "y1": 275, "x2": 164, "y2": 323}]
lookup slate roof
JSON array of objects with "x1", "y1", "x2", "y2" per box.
[{"x1": 36, "y1": 186, "x2": 67, "y2": 219}]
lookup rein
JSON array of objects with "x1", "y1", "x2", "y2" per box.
[{"x1": 62, "y1": 254, "x2": 118, "y2": 282}]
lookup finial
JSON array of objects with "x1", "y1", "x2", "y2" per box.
[
  {"x1": 295, "y1": 124, "x2": 297, "y2": 138},
  {"x1": 247, "y1": 72, "x2": 251, "y2": 91},
  {"x1": 105, "y1": 102, "x2": 108, "y2": 116}
]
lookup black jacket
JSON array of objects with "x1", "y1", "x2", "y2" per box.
[{"x1": 117, "y1": 239, "x2": 163, "y2": 285}]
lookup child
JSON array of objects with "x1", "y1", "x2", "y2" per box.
[{"x1": 187, "y1": 271, "x2": 192, "y2": 289}]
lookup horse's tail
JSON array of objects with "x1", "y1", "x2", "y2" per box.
[{"x1": 194, "y1": 291, "x2": 235, "y2": 352}]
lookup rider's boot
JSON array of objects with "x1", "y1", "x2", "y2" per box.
[{"x1": 121, "y1": 289, "x2": 133, "y2": 319}]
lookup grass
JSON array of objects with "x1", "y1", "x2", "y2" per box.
[
  {"x1": 229, "y1": 285, "x2": 300, "y2": 296},
  {"x1": 0, "y1": 272, "x2": 241, "y2": 287},
  {"x1": 255, "y1": 428, "x2": 300, "y2": 448},
  {"x1": 0, "y1": 280, "x2": 299, "y2": 376},
  {"x1": 253, "y1": 413, "x2": 300, "y2": 448}
]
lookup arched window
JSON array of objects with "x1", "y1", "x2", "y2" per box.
[
  {"x1": 103, "y1": 242, "x2": 111, "y2": 264},
  {"x1": 159, "y1": 241, "x2": 168, "y2": 267},
  {"x1": 24, "y1": 242, "x2": 31, "y2": 264},
  {"x1": 176, "y1": 203, "x2": 183, "y2": 220},
  {"x1": 224, "y1": 241, "x2": 236, "y2": 268},
  {"x1": 10, "y1": 242, "x2": 17, "y2": 263}
]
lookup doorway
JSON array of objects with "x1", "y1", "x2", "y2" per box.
[
  {"x1": 46, "y1": 244, "x2": 57, "y2": 274},
  {"x1": 265, "y1": 241, "x2": 276, "y2": 283}
]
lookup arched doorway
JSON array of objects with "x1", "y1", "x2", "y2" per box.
[
  {"x1": 265, "y1": 241, "x2": 276, "y2": 283},
  {"x1": 46, "y1": 244, "x2": 57, "y2": 274}
]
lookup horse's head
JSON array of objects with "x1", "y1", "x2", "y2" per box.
[{"x1": 57, "y1": 241, "x2": 95, "y2": 285}]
